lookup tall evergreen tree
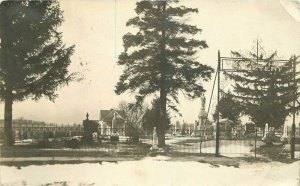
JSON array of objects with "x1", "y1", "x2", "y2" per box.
[
  {"x1": 0, "y1": 0, "x2": 75, "y2": 145},
  {"x1": 224, "y1": 51, "x2": 300, "y2": 129},
  {"x1": 115, "y1": 0, "x2": 213, "y2": 147}
]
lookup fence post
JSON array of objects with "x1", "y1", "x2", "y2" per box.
[{"x1": 254, "y1": 129, "x2": 257, "y2": 159}]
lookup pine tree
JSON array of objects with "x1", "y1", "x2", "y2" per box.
[
  {"x1": 0, "y1": 0, "x2": 75, "y2": 146},
  {"x1": 115, "y1": 0, "x2": 213, "y2": 147},
  {"x1": 224, "y1": 51, "x2": 300, "y2": 129}
]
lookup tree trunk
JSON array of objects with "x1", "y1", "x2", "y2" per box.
[
  {"x1": 157, "y1": 117, "x2": 166, "y2": 147},
  {"x1": 157, "y1": 1, "x2": 167, "y2": 148},
  {"x1": 4, "y1": 93, "x2": 14, "y2": 146},
  {"x1": 157, "y1": 91, "x2": 167, "y2": 147}
]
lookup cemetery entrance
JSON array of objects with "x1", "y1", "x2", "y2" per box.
[{"x1": 211, "y1": 48, "x2": 298, "y2": 159}]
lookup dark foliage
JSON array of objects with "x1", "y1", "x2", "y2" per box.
[
  {"x1": 65, "y1": 139, "x2": 80, "y2": 148},
  {"x1": 0, "y1": 0, "x2": 75, "y2": 145},
  {"x1": 224, "y1": 50, "x2": 300, "y2": 129},
  {"x1": 115, "y1": 0, "x2": 213, "y2": 147},
  {"x1": 213, "y1": 93, "x2": 241, "y2": 122},
  {"x1": 142, "y1": 98, "x2": 171, "y2": 133}
]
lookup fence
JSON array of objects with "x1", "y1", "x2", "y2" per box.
[
  {"x1": 161, "y1": 128, "x2": 260, "y2": 157},
  {"x1": 0, "y1": 127, "x2": 298, "y2": 159}
]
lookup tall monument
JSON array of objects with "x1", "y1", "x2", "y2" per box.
[
  {"x1": 193, "y1": 96, "x2": 207, "y2": 136},
  {"x1": 199, "y1": 96, "x2": 206, "y2": 127}
]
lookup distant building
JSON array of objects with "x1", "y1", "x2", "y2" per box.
[{"x1": 99, "y1": 109, "x2": 125, "y2": 135}]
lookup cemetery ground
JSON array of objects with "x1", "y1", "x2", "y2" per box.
[
  {"x1": 1, "y1": 136, "x2": 299, "y2": 185},
  {"x1": 1, "y1": 135, "x2": 299, "y2": 163}
]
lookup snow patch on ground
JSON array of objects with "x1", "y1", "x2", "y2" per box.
[
  {"x1": 144, "y1": 155, "x2": 171, "y2": 161},
  {"x1": 202, "y1": 144, "x2": 251, "y2": 153},
  {"x1": 0, "y1": 157, "x2": 299, "y2": 186}
]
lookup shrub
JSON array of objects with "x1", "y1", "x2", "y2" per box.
[
  {"x1": 65, "y1": 139, "x2": 80, "y2": 148},
  {"x1": 110, "y1": 135, "x2": 119, "y2": 143}
]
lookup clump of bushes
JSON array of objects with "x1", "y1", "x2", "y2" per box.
[
  {"x1": 37, "y1": 140, "x2": 51, "y2": 148},
  {"x1": 110, "y1": 134, "x2": 119, "y2": 143}
]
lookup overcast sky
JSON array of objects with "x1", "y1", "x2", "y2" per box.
[{"x1": 0, "y1": 0, "x2": 299, "y2": 125}]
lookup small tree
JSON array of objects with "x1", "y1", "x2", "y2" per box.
[
  {"x1": 213, "y1": 93, "x2": 241, "y2": 123},
  {"x1": 0, "y1": 1, "x2": 76, "y2": 145},
  {"x1": 142, "y1": 98, "x2": 171, "y2": 134},
  {"x1": 118, "y1": 101, "x2": 147, "y2": 143}
]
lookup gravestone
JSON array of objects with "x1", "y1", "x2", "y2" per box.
[
  {"x1": 280, "y1": 126, "x2": 288, "y2": 144},
  {"x1": 150, "y1": 127, "x2": 158, "y2": 150},
  {"x1": 83, "y1": 113, "x2": 99, "y2": 142},
  {"x1": 92, "y1": 132, "x2": 98, "y2": 142},
  {"x1": 110, "y1": 112, "x2": 119, "y2": 143}
]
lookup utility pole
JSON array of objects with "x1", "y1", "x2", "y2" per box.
[
  {"x1": 256, "y1": 39, "x2": 259, "y2": 62},
  {"x1": 216, "y1": 50, "x2": 221, "y2": 156},
  {"x1": 291, "y1": 57, "x2": 296, "y2": 159}
]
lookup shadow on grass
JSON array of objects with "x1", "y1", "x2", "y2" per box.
[
  {"x1": 0, "y1": 142, "x2": 151, "y2": 158},
  {"x1": 252, "y1": 144, "x2": 298, "y2": 163}
]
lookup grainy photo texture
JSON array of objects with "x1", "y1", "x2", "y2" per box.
[{"x1": 0, "y1": 0, "x2": 299, "y2": 185}]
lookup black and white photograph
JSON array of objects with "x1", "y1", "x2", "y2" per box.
[{"x1": 0, "y1": 0, "x2": 300, "y2": 185}]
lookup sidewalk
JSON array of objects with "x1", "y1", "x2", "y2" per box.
[
  {"x1": 0, "y1": 156, "x2": 142, "y2": 164},
  {"x1": 1, "y1": 150, "x2": 298, "y2": 167},
  {"x1": 0, "y1": 155, "x2": 247, "y2": 168}
]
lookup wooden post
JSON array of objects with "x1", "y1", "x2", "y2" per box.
[
  {"x1": 216, "y1": 50, "x2": 221, "y2": 156},
  {"x1": 291, "y1": 57, "x2": 296, "y2": 159}
]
